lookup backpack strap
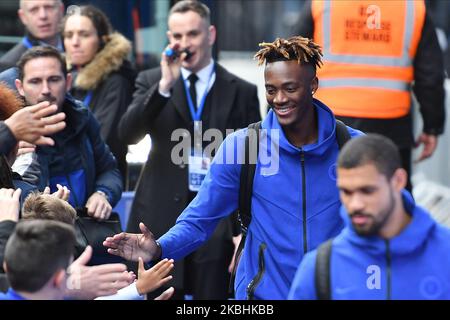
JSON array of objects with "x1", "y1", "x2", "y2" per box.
[
  {"x1": 315, "y1": 238, "x2": 333, "y2": 300},
  {"x1": 238, "y1": 121, "x2": 261, "y2": 234},
  {"x1": 335, "y1": 119, "x2": 351, "y2": 149},
  {"x1": 313, "y1": 120, "x2": 348, "y2": 299},
  {"x1": 228, "y1": 121, "x2": 261, "y2": 294}
]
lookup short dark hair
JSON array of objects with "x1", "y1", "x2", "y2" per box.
[
  {"x1": 337, "y1": 134, "x2": 402, "y2": 180},
  {"x1": 22, "y1": 193, "x2": 77, "y2": 226},
  {"x1": 4, "y1": 220, "x2": 75, "y2": 293},
  {"x1": 17, "y1": 46, "x2": 67, "y2": 81},
  {"x1": 169, "y1": 0, "x2": 211, "y2": 25},
  {"x1": 63, "y1": 5, "x2": 113, "y2": 50},
  {"x1": 254, "y1": 36, "x2": 323, "y2": 70}
]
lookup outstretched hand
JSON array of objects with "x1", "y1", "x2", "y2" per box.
[
  {"x1": 4, "y1": 101, "x2": 66, "y2": 146},
  {"x1": 66, "y1": 246, "x2": 134, "y2": 299},
  {"x1": 136, "y1": 257, "x2": 174, "y2": 295},
  {"x1": 43, "y1": 184, "x2": 70, "y2": 201},
  {"x1": 103, "y1": 222, "x2": 160, "y2": 263},
  {"x1": 0, "y1": 188, "x2": 21, "y2": 223}
]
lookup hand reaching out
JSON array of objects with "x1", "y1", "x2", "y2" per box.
[
  {"x1": 66, "y1": 246, "x2": 134, "y2": 300},
  {"x1": 43, "y1": 184, "x2": 70, "y2": 201},
  {"x1": 136, "y1": 257, "x2": 174, "y2": 295},
  {"x1": 4, "y1": 101, "x2": 66, "y2": 146},
  {"x1": 104, "y1": 222, "x2": 160, "y2": 263},
  {"x1": 0, "y1": 188, "x2": 21, "y2": 223}
]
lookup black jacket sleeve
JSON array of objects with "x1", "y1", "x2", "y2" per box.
[
  {"x1": 413, "y1": 12, "x2": 446, "y2": 135},
  {"x1": 118, "y1": 69, "x2": 169, "y2": 144},
  {"x1": 0, "y1": 220, "x2": 16, "y2": 273},
  {"x1": 0, "y1": 122, "x2": 17, "y2": 156},
  {"x1": 92, "y1": 73, "x2": 135, "y2": 144}
]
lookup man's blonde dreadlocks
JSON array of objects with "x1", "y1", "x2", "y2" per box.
[{"x1": 254, "y1": 36, "x2": 323, "y2": 69}]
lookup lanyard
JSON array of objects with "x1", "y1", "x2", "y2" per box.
[
  {"x1": 22, "y1": 37, "x2": 33, "y2": 49},
  {"x1": 22, "y1": 36, "x2": 64, "y2": 51},
  {"x1": 83, "y1": 91, "x2": 93, "y2": 106},
  {"x1": 183, "y1": 67, "x2": 215, "y2": 122}
]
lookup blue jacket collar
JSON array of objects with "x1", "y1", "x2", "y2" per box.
[
  {"x1": 339, "y1": 190, "x2": 436, "y2": 255},
  {"x1": 5, "y1": 288, "x2": 27, "y2": 300}
]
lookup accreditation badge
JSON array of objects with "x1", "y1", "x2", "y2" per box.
[{"x1": 188, "y1": 155, "x2": 211, "y2": 192}]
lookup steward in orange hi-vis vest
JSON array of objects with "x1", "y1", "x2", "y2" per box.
[{"x1": 312, "y1": 0, "x2": 425, "y2": 119}]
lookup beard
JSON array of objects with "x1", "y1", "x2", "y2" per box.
[
  {"x1": 350, "y1": 190, "x2": 396, "y2": 236},
  {"x1": 37, "y1": 95, "x2": 57, "y2": 104}
]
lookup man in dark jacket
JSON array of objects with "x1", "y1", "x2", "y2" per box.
[
  {"x1": 118, "y1": 0, "x2": 260, "y2": 299},
  {"x1": 14, "y1": 46, "x2": 122, "y2": 221},
  {"x1": 289, "y1": 134, "x2": 450, "y2": 299},
  {"x1": 0, "y1": 0, "x2": 64, "y2": 72}
]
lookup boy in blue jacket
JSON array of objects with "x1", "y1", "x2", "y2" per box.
[
  {"x1": 289, "y1": 134, "x2": 450, "y2": 300},
  {"x1": 0, "y1": 220, "x2": 75, "y2": 300}
]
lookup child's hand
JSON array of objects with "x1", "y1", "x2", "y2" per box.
[{"x1": 136, "y1": 257, "x2": 174, "y2": 295}]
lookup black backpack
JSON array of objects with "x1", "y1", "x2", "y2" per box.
[{"x1": 229, "y1": 120, "x2": 350, "y2": 296}]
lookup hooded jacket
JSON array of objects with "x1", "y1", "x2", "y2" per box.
[
  {"x1": 27, "y1": 95, "x2": 122, "y2": 208},
  {"x1": 288, "y1": 191, "x2": 450, "y2": 300},
  {"x1": 158, "y1": 99, "x2": 362, "y2": 299},
  {"x1": 0, "y1": 288, "x2": 26, "y2": 300},
  {"x1": 69, "y1": 33, "x2": 136, "y2": 185}
]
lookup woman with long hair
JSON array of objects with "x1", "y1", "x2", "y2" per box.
[{"x1": 62, "y1": 5, "x2": 136, "y2": 189}]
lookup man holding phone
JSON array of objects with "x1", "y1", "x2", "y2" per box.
[{"x1": 118, "y1": 0, "x2": 260, "y2": 300}]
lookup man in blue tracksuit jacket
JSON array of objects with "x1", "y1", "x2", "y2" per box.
[
  {"x1": 104, "y1": 36, "x2": 361, "y2": 300},
  {"x1": 289, "y1": 134, "x2": 450, "y2": 300}
]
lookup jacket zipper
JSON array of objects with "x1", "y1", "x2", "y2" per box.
[
  {"x1": 300, "y1": 150, "x2": 307, "y2": 253},
  {"x1": 246, "y1": 243, "x2": 266, "y2": 300},
  {"x1": 385, "y1": 239, "x2": 391, "y2": 300}
]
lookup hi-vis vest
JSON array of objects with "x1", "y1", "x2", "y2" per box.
[{"x1": 312, "y1": 0, "x2": 425, "y2": 119}]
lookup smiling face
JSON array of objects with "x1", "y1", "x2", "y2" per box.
[
  {"x1": 167, "y1": 10, "x2": 216, "y2": 73},
  {"x1": 19, "y1": 0, "x2": 63, "y2": 43},
  {"x1": 264, "y1": 60, "x2": 318, "y2": 128},
  {"x1": 63, "y1": 15, "x2": 100, "y2": 66}
]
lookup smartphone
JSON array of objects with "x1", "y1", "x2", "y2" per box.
[{"x1": 164, "y1": 47, "x2": 193, "y2": 60}]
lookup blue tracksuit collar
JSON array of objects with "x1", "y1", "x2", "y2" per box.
[
  {"x1": 261, "y1": 98, "x2": 339, "y2": 156},
  {"x1": 4, "y1": 288, "x2": 27, "y2": 300},
  {"x1": 339, "y1": 190, "x2": 436, "y2": 255}
]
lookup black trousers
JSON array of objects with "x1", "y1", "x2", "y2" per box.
[
  {"x1": 184, "y1": 247, "x2": 232, "y2": 300},
  {"x1": 399, "y1": 147, "x2": 412, "y2": 192}
]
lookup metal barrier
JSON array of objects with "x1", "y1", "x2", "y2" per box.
[{"x1": 413, "y1": 173, "x2": 450, "y2": 227}]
